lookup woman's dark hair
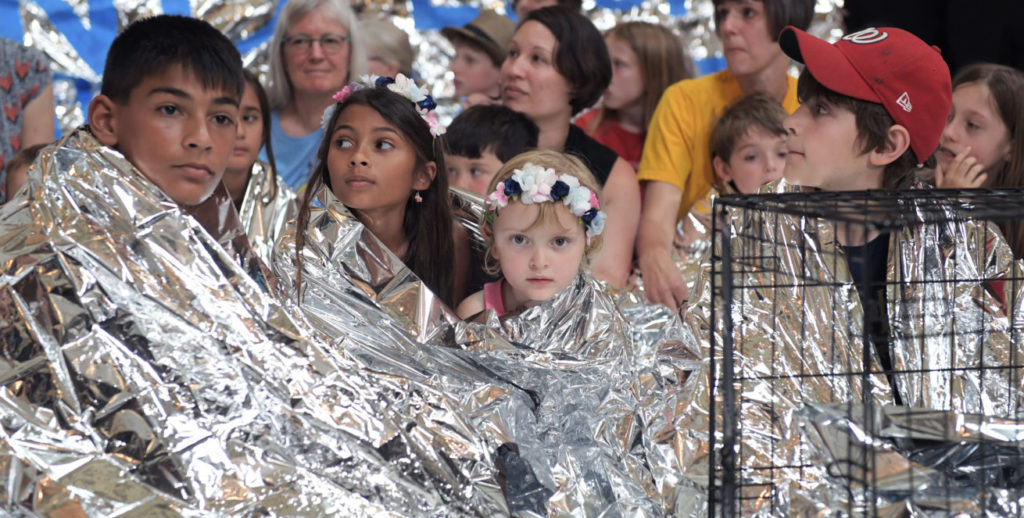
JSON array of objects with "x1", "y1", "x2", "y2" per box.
[
  {"x1": 522, "y1": 6, "x2": 611, "y2": 115},
  {"x1": 952, "y1": 63, "x2": 1024, "y2": 259},
  {"x1": 712, "y1": 0, "x2": 815, "y2": 41},
  {"x1": 295, "y1": 86, "x2": 457, "y2": 306},
  {"x1": 243, "y1": 70, "x2": 280, "y2": 200},
  {"x1": 797, "y1": 71, "x2": 932, "y2": 190}
]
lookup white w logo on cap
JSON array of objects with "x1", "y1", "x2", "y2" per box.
[{"x1": 842, "y1": 28, "x2": 889, "y2": 44}]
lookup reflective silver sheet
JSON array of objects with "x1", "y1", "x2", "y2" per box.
[
  {"x1": 0, "y1": 127, "x2": 510, "y2": 516},
  {"x1": 236, "y1": 159, "x2": 298, "y2": 269}
]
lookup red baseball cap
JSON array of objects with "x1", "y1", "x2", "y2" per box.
[{"x1": 779, "y1": 26, "x2": 952, "y2": 164}]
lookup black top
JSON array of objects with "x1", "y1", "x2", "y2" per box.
[
  {"x1": 563, "y1": 125, "x2": 617, "y2": 186},
  {"x1": 842, "y1": 232, "x2": 901, "y2": 405}
]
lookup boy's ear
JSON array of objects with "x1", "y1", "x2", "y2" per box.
[
  {"x1": 868, "y1": 124, "x2": 911, "y2": 167},
  {"x1": 712, "y1": 155, "x2": 732, "y2": 182},
  {"x1": 413, "y1": 161, "x2": 437, "y2": 191},
  {"x1": 88, "y1": 94, "x2": 119, "y2": 147}
]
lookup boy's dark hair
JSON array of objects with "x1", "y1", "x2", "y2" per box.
[
  {"x1": 797, "y1": 71, "x2": 933, "y2": 189},
  {"x1": 446, "y1": 105, "x2": 539, "y2": 162},
  {"x1": 522, "y1": 7, "x2": 611, "y2": 115},
  {"x1": 7, "y1": 143, "x2": 47, "y2": 176},
  {"x1": 101, "y1": 15, "x2": 244, "y2": 103},
  {"x1": 296, "y1": 87, "x2": 457, "y2": 306},
  {"x1": 710, "y1": 94, "x2": 788, "y2": 161},
  {"x1": 712, "y1": 0, "x2": 815, "y2": 40}
]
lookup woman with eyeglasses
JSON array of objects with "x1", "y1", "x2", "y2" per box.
[{"x1": 266, "y1": 0, "x2": 367, "y2": 189}]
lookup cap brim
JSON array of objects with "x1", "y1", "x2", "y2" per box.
[{"x1": 779, "y1": 26, "x2": 877, "y2": 103}]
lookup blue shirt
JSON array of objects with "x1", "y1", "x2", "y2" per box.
[{"x1": 263, "y1": 110, "x2": 324, "y2": 190}]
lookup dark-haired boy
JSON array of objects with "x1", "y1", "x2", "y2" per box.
[
  {"x1": 87, "y1": 15, "x2": 243, "y2": 206},
  {"x1": 444, "y1": 104, "x2": 539, "y2": 194}
]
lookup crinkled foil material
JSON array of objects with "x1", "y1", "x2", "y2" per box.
[
  {"x1": 274, "y1": 184, "x2": 706, "y2": 516},
  {"x1": 797, "y1": 402, "x2": 1024, "y2": 515},
  {"x1": 0, "y1": 127, "x2": 513, "y2": 516},
  {"x1": 683, "y1": 183, "x2": 1024, "y2": 515},
  {"x1": 237, "y1": 159, "x2": 298, "y2": 268}
]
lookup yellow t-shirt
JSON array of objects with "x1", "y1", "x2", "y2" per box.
[{"x1": 638, "y1": 70, "x2": 800, "y2": 220}]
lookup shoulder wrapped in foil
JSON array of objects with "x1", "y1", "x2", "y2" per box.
[
  {"x1": 236, "y1": 159, "x2": 298, "y2": 268},
  {"x1": 274, "y1": 184, "x2": 707, "y2": 516},
  {"x1": 0, "y1": 127, "x2": 512, "y2": 516},
  {"x1": 679, "y1": 182, "x2": 1024, "y2": 514}
]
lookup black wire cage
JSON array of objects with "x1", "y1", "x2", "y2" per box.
[{"x1": 707, "y1": 188, "x2": 1024, "y2": 517}]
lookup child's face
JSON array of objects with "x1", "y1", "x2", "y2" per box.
[
  {"x1": 938, "y1": 82, "x2": 1012, "y2": 181},
  {"x1": 783, "y1": 98, "x2": 872, "y2": 190},
  {"x1": 716, "y1": 128, "x2": 787, "y2": 193},
  {"x1": 491, "y1": 201, "x2": 586, "y2": 309},
  {"x1": 446, "y1": 149, "x2": 503, "y2": 195},
  {"x1": 603, "y1": 34, "x2": 643, "y2": 112},
  {"x1": 716, "y1": 0, "x2": 785, "y2": 78},
  {"x1": 327, "y1": 103, "x2": 433, "y2": 215},
  {"x1": 502, "y1": 21, "x2": 574, "y2": 123},
  {"x1": 226, "y1": 83, "x2": 263, "y2": 175},
  {"x1": 98, "y1": 65, "x2": 239, "y2": 205},
  {"x1": 451, "y1": 44, "x2": 501, "y2": 98}
]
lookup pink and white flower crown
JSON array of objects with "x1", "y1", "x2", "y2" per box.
[
  {"x1": 321, "y1": 74, "x2": 445, "y2": 137},
  {"x1": 484, "y1": 162, "x2": 607, "y2": 243}
]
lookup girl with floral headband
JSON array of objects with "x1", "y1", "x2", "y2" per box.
[
  {"x1": 293, "y1": 74, "x2": 470, "y2": 306},
  {"x1": 456, "y1": 149, "x2": 606, "y2": 318}
]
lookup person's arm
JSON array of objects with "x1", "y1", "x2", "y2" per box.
[
  {"x1": 636, "y1": 180, "x2": 686, "y2": 308},
  {"x1": 456, "y1": 290, "x2": 485, "y2": 320},
  {"x1": 589, "y1": 157, "x2": 639, "y2": 288},
  {"x1": 20, "y1": 83, "x2": 54, "y2": 148}
]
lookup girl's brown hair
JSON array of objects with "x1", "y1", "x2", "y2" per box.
[
  {"x1": 481, "y1": 149, "x2": 603, "y2": 275},
  {"x1": 294, "y1": 86, "x2": 457, "y2": 305},
  {"x1": 242, "y1": 70, "x2": 279, "y2": 201},
  {"x1": 585, "y1": 22, "x2": 693, "y2": 136},
  {"x1": 952, "y1": 63, "x2": 1024, "y2": 259}
]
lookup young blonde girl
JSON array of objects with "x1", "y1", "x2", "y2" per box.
[
  {"x1": 295, "y1": 74, "x2": 470, "y2": 306},
  {"x1": 935, "y1": 63, "x2": 1024, "y2": 258},
  {"x1": 456, "y1": 149, "x2": 605, "y2": 318},
  {"x1": 576, "y1": 21, "x2": 692, "y2": 170}
]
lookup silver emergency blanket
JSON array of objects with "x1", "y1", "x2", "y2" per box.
[
  {"x1": 236, "y1": 159, "x2": 298, "y2": 268},
  {"x1": 796, "y1": 402, "x2": 1024, "y2": 516},
  {"x1": 273, "y1": 184, "x2": 706, "y2": 516},
  {"x1": 677, "y1": 183, "x2": 1024, "y2": 515},
  {"x1": 0, "y1": 127, "x2": 512, "y2": 516}
]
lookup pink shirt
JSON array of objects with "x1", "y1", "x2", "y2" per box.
[{"x1": 483, "y1": 279, "x2": 506, "y2": 316}]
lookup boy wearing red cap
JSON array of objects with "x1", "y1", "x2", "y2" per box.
[{"x1": 780, "y1": 26, "x2": 951, "y2": 190}]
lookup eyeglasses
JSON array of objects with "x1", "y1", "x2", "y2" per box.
[{"x1": 282, "y1": 34, "x2": 350, "y2": 55}]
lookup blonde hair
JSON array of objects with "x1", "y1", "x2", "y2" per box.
[
  {"x1": 267, "y1": 0, "x2": 367, "y2": 109},
  {"x1": 586, "y1": 22, "x2": 693, "y2": 135},
  {"x1": 361, "y1": 17, "x2": 416, "y2": 77},
  {"x1": 481, "y1": 149, "x2": 603, "y2": 274}
]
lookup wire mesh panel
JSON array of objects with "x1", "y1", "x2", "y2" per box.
[{"x1": 707, "y1": 188, "x2": 1024, "y2": 517}]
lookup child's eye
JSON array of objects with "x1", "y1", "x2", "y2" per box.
[
  {"x1": 508, "y1": 48, "x2": 519, "y2": 59},
  {"x1": 552, "y1": 236, "x2": 570, "y2": 247},
  {"x1": 743, "y1": 7, "x2": 756, "y2": 18},
  {"x1": 213, "y1": 114, "x2": 235, "y2": 126},
  {"x1": 531, "y1": 53, "x2": 545, "y2": 64},
  {"x1": 447, "y1": 167, "x2": 458, "y2": 177},
  {"x1": 334, "y1": 137, "x2": 352, "y2": 149},
  {"x1": 966, "y1": 120, "x2": 981, "y2": 131},
  {"x1": 242, "y1": 113, "x2": 260, "y2": 124},
  {"x1": 744, "y1": 154, "x2": 758, "y2": 162},
  {"x1": 158, "y1": 105, "x2": 178, "y2": 116},
  {"x1": 376, "y1": 139, "x2": 395, "y2": 150},
  {"x1": 812, "y1": 101, "x2": 830, "y2": 116},
  {"x1": 511, "y1": 234, "x2": 527, "y2": 245},
  {"x1": 777, "y1": 150, "x2": 788, "y2": 159},
  {"x1": 470, "y1": 168, "x2": 486, "y2": 177}
]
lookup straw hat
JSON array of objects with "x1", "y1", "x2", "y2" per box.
[{"x1": 441, "y1": 10, "x2": 516, "y2": 66}]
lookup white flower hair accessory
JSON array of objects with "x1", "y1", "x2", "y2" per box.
[
  {"x1": 320, "y1": 73, "x2": 446, "y2": 136},
  {"x1": 484, "y1": 162, "x2": 606, "y2": 243}
]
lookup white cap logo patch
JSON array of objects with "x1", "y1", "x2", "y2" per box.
[
  {"x1": 897, "y1": 92, "x2": 912, "y2": 112},
  {"x1": 842, "y1": 28, "x2": 889, "y2": 45}
]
